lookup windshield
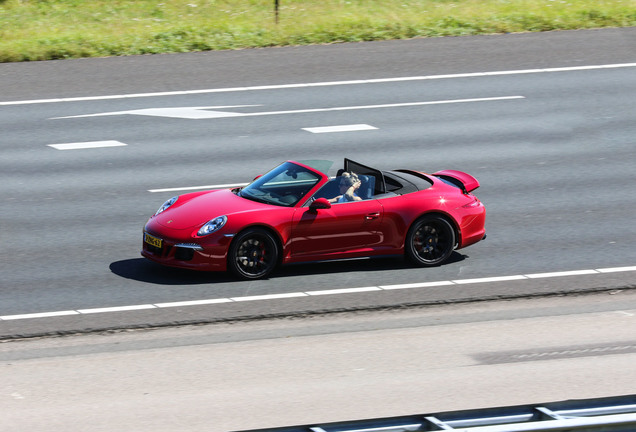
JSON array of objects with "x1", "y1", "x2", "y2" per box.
[{"x1": 239, "y1": 162, "x2": 322, "y2": 207}]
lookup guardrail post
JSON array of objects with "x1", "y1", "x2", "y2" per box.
[{"x1": 275, "y1": 0, "x2": 279, "y2": 24}]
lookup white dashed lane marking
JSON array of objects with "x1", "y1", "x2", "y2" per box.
[
  {"x1": 303, "y1": 124, "x2": 378, "y2": 133},
  {"x1": 2, "y1": 266, "x2": 636, "y2": 321},
  {"x1": 48, "y1": 140, "x2": 127, "y2": 150}
]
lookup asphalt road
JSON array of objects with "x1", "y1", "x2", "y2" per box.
[
  {"x1": 2, "y1": 28, "x2": 636, "y2": 338},
  {"x1": 2, "y1": 292, "x2": 636, "y2": 432}
]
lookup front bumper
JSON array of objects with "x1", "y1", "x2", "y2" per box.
[{"x1": 141, "y1": 229, "x2": 231, "y2": 271}]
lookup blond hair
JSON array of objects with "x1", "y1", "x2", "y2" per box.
[{"x1": 341, "y1": 171, "x2": 359, "y2": 187}]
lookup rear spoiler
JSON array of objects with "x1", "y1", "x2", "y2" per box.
[{"x1": 433, "y1": 170, "x2": 480, "y2": 193}]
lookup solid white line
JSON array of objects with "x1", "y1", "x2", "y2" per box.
[
  {"x1": 303, "y1": 124, "x2": 378, "y2": 133},
  {"x1": 243, "y1": 96, "x2": 525, "y2": 117},
  {"x1": 2, "y1": 265, "x2": 635, "y2": 321},
  {"x1": 379, "y1": 281, "x2": 455, "y2": 290},
  {"x1": 452, "y1": 275, "x2": 528, "y2": 284},
  {"x1": 48, "y1": 140, "x2": 127, "y2": 150},
  {"x1": 0, "y1": 310, "x2": 79, "y2": 321},
  {"x1": 52, "y1": 96, "x2": 525, "y2": 121},
  {"x1": 230, "y1": 292, "x2": 309, "y2": 302},
  {"x1": 596, "y1": 266, "x2": 636, "y2": 273},
  {"x1": 154, "y1": 298, "x2": 233, "y2": 308},
  {"x1": 306, "y1": 287, "x2": 382, "y2": 296},
  {"x1": 3, "y1": 63, "x2": 635, "y2": 106},
  {"x1": 76, "y1": 304, "x2": 157, "y2": 314},
  {"x1": 148, "y1": 183, "x2": 248, "y2": 193},
  {"x1": 524, "y1": 269, "x2": 599, "y2": 279}
]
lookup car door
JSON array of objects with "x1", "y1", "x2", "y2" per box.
[{"x1": 290, "y1": 199, "x2": 383, "y2": 258}]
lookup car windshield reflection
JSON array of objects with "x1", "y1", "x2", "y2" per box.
[{"x1": 239, "y1": 162, "x2": 322, "y2": 207}]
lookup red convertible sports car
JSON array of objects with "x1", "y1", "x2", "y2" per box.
[{"x1": 142, "y1": 159, "x2": 486, "y2": 279}]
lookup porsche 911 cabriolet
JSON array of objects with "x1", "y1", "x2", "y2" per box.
[{"x1": 142, "y1": 159, "x2": 486, "y2": 279}]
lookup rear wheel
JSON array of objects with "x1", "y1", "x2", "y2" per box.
[
  {"x1": 228, "y1": 228, "x2": 279, "y2": 280},
  {"x1": 405, "y1": 215, "x2": 455, "y2": 266}
]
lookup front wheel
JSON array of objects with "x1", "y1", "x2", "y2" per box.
[
  {"x1": 228, "y1": 228, "x2": 279, "y2": 280},
  {"x1": 405, "y1": 215, "x2": 455, "y2": 267}
]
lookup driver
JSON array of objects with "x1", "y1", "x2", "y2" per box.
[{"x1": 329, "y1": 172, "x2": 362, "y2": 203}]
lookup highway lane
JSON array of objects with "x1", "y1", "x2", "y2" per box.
[
  {"x1": 2, "y1": 292, "x2": 636, "y2": 431},
  {"x1": 2, "y1": 27, "x2": 635, "y2": 101},
  {"x1": 2, "y1": 29, "x2": 636, "y2": 337}
]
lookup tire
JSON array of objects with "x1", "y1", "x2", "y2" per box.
[
  {"x1": 405, "y1": 215, "x2": 455, "y2": 267},
  {"x1": 228, "y1": 228, "x2": 279, "y2": 280}
]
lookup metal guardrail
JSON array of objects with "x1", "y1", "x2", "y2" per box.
[{"x1": 234, "y1": 395, "x2": 636, "y2": 432}]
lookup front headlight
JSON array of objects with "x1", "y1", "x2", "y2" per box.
[
  {"x1": 154, "y1": 196, "x2": 178, "y2": 216},
  {"x1": 197, "y1": 215, "x2": 227, "y2": 236}
]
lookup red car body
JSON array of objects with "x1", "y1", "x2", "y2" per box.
[{"x1": 142, "y1": 159, "x2": 486, "y2": 279}]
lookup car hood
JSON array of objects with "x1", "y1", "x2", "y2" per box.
[{"x1": 154, "y1": 189, "x2": 269, "y2": 230}]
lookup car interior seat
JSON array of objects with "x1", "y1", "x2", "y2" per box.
[{"x1": 357, "y1": 175, "x2": 375, "y2": 200}]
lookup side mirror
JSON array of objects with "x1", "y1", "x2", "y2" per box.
[{"x1": 309, "y1": 197, "x2": 331, "y2": 210}]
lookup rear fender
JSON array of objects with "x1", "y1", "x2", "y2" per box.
[{"x1": 433, "y1": 170, "x2": 480, "y2": 193}]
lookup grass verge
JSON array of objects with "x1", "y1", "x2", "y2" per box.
[{"x1": 1, "y1": 0, "x2": 635, "y2": 62}]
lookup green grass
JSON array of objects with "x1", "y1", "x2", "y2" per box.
[{"x1": 1, "y1": 0, "x2": 635, "y2": 62}]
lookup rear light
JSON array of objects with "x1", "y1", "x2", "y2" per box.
[{"x1": 462, "y1": 198, "x2": 482, "y2": 208}]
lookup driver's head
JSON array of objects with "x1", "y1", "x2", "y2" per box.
[{"x1": 339, "y1": 172, "x2": 359, "y2": 190}]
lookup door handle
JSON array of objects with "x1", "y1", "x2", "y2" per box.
[{"x1": 365, "y1": 212, "x2": 380, "y2": 220}]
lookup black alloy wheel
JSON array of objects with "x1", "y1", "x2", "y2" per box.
[
  {"x1": 228, "y1": 228, "x2": 279, "y2": 279},
  {"x1": 406, "y1": 215, "x2": 455, "y2": 266}
]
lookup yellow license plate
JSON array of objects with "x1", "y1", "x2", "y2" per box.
[{"x1": 144, "y1": 232, "x2": 162, "y2": 248}]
